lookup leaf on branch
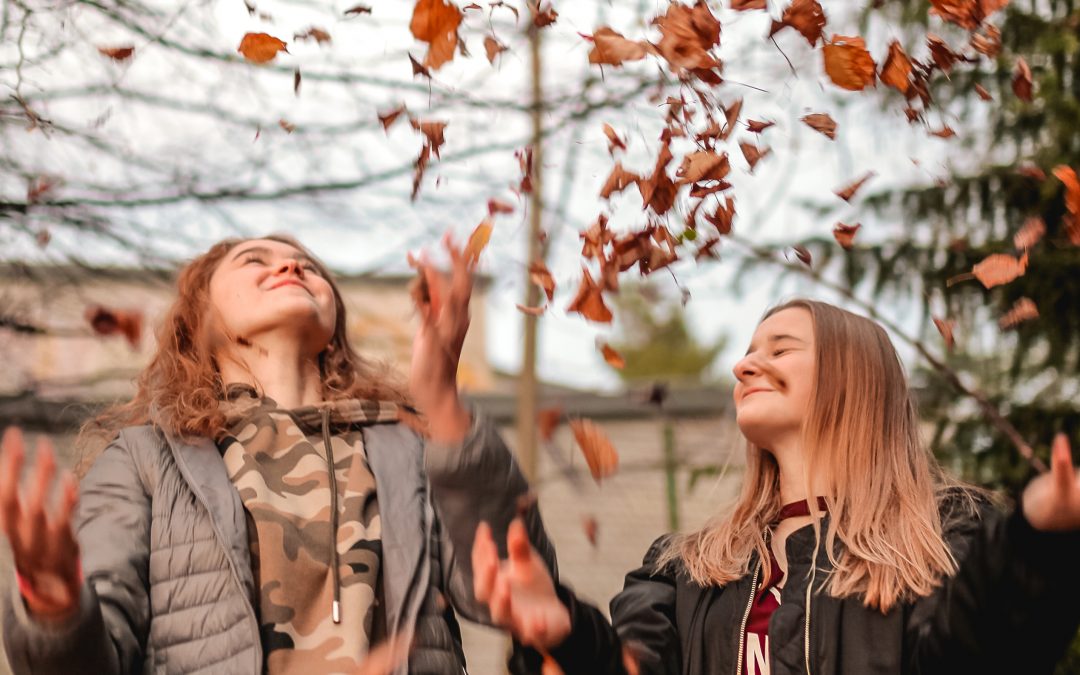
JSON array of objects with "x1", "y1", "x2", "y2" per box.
[
  {"x1": 933, "y1": 316, "x2": 955, "y2": 351},
  {"x1": 515, "y1": 146, "x2": 535, "y2": 195},
  {"x1": 483, "y1": 36, "x2": 507, "y2": 63},
  {"x1": 85, "y1": 305, "x2": 143, "y2": 349},
  {"x1": 238, "y1": 32, "x2": 288, "y2": 63},
  {"x1": 746, "y1": 119, "x2": 775, "y2": 133},
  {"x1": 465, "y1": 218, "x2": 493, "y2": 265},
  {"x1": 529, "y1": 261, "x2": 556, "y2": 301},
  {"x1": 569, "y1": 418, "x2": 619, "y2": 483},
  {"x1": 832, "y1": 222, "x2": 860, "y2": 249},
  {"x1": 999, "y1": 297, "x2": 1038, "y2": 330},
  {"x1": 97, "y1": 46, "x2": 135, "y2": 61},
  {"x1": 801, "y1": 113, "x2": 836, "y2": 139},
  {"x1": 823, "y1": 35, "x2": 876, "y2": 91},
  {"x1": 704, "y1": 195, "x2": 737, "y2": 235},
  {"x1": 834, "y1": 171, "x2": 875, "y2": 202},
  {"x1": 293, "y1": 27, "x2": 332, "y2": 44},
  {"x1": 378, "y1": 104, "x2": 408, "y2": 131},
  {"x1": 879, "y1": 40, "x2": 911, "y2": 94},
  {"x1": 567, "y1": 269, "x2": 613, "y2": 323},
  {"x1": 1012, "y1": 57, "x2": 1033, "y2": 102},
  {"x1": 769, "y1": 0, "x2": 826, "y2": 48},
  {"x1": 410, "y1": 0, "x2": 463, "y2": 70},
  {"x1": 1013, "y1": 216, "x2": 1045, "y2": 251},
  {"x1": 588, "y1": 27, "x2": 650, "y2": 66},
  {"x1": 600, "y1": 342, "x2": 625, "y2": 369},
  {"x1": 972, "y1": 252, "x2": 1029, "y2": 289}
]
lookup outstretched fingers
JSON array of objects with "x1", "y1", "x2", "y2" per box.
[
  {"x1": 472, "y1": 522, "x2": 499, "y2": 604},
  {"x1": 0, "y1": 427, "x2": 25, "y2": 542},
  {"x1": 1052, "y1": 432, "x2": 1075, "y2": 496}
]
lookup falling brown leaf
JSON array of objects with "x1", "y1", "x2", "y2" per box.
[
  {"x1": 97, "y1": 46, "x2": 135, "y2": 61},
  {"x1": 237, "y1": 32, "x2": 288, "y2": 63},
  {"x1": 600, "y1": 163, "x2": 641, "y2": 200},
  {"x1": 378, "y1": 105, "x2": 407, "y2": 131},
  {"x1": 834, "y1": 171, "x2": 875, "y2": 202},
  {"x1": 516, "y1": 304, "x2": 547, "y2": 316},
  {"x1": 410, "y1": 118, "x2": 448, "y2": 157},
  {"x1": 569, "y1": 418, "x2": 619, "y2": 483},
  {"x1": 581, "y1": 516, "x2": 599, "y2": 546},
  {"x1": 527, "y1": 261, "x2": 556, "y2": 302},
  {"x1": 832, "y1": 222, "x2": 861, "y2": 249},
  {"x1": 926, "y1": 35, "x2": 959, "y2": 73},
  {"x1": 26, "y1": 176, "x2": 60, "y2": 203},
  {"x1": 588, "y1": 27, "x2": 650, "y2": 66},
  {"x1": 970, "y1": 23, "x2": 1001, "y2": 57},
  {"x1": 515, "y1": 146, "x2": 535, "y2": 195},
  {"x1": 999, "y1": 297, "x2": 1039, "y2": 329},
  {"x1": 653, "y1": 0, "x2": 722, "y2": 72},
  {"x1": 974, "y1": 83, "x2": 992, "y2": 101},
  {"x1": 483, "y1": 36, "x2": 507, "y2": 64},
  {"x1": 739, "y1": 142, "x2": 770, "y2": 173},
  {"x1": 792, "y1": 245, "x2": 813, "y2": 267},
  {"x1": 1012, "y1": 57, "x2": 1033, "y2": 102},
  {"x1": 412, "y1": 143, "x2": 431, "y2": 200},
  {"x1": 344, "y1": 4, "x2": 373, "y2": 15},
  {"x1": 464, "y1": 218, "x2": 493, "y2": 264},
  {"x1": 823, "y1": 35, "x2": 876, "y2": 91},
  {"x1": 732, "y1": 0, "x2": 767, "y2": 8},
  {"x1": 537, "y1": 406, "x2": 562, "y2": 441},
  {"x1": 929, "y1": 0, "x2": 1010, "y2": 30},
  {"x1": 746, "y1": 119, "x2": 775, "y2": 133},
  {"x1": 930, "y1": 125, "x2": 956, "y2": 138},
  {"x1": 1053, "y1": 165, "x2": 1080, "y2": 245},
  {"x1": 603, "y1": 124, "x2": 627, "y2": 155},
  {"x1": 294, "y1": 27, "x2": 332, "y2": 44},
  {"x1": 1013, "y1": 216, "x2": 1046, "y2": 251},
  {"x1": 879, "y1": 41, "x2": 911, "y2": 94},
  {"x1": 278, "y1": 119, "x2": 296, "y2": 133},
  {"x1": 933, "y1": 316, "x2": 956, "y2": 351},
  {"x1": 580, "y1": 214, "x2": 614, "y2": 259},
  {"x1": 676, "y1": 151, "x2": 730, "y2": 184},
  {"x1": 487, "y1": 198, "x2": 515, "y2": 215},
  {"x1": 410, "y1": 0, "x2": 463, "y2": 70},
  {"x1": 801, "y1": 113, "x2": 836, "y2": 139},
  {"x1": 530, "y1": 0, "x2": 558, "y2": 27},
  {"x1": 722, "y1": 99, "x2": 743, "y2": 140},
  {"x1": 600, "y1": 343, "x2": 625, "y2": 369},
  {"x1": 1017, "y1": 164, "x2": 1046, "y2": 181},
  {"x1": 409, "y1": 53, "x2": 432, "y2": 78},
  {"x1": 294, "y1": 68, "x2": 302, "y2": 96},
  {"x1": 567, "y1": 268, "x2": 613, "y2": 323},
  {"x1": 972, "y1": 252, "x2": 1029, "y2": 289},
  {"x1": 704, "y1": 195, "x2": 737, "y2": 235},
  {"x1": 769, "y1": 0, "x2": 827, "y2": 47},
  {"x1": 85, "y1": 305, "x2": 143, "y2": 349}
]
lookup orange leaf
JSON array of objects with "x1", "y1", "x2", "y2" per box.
[
  {"x1": 529, "y1": 0, "x2": 558, "y2": 27},
  {"x1": 537, "y1": 406, "x2": 562, "y2": 441},
  {"x1": 516, "y1": 304, "x2": 547, "y2": 316},
  {"x1": 603, "y1": 123, "x2": 627, "y2": 155},
  {"x1": 600, "y1": 163, "x2": 641, "y2": 200},
  {"x1": 581, "y1": 515, "x2": 599, "y2": 547},
  {"x1": 834, "y1": 171, "x2": 875, "y2": 202},
  {"x1": 1012, "y1": 57, "x2": 1033, "y2": 102},
  {"x1": 97, "y1": 46, "x2": 135, "y2": 61},
  {"x1": 801, "y1": 113, "x2": 836, "y2": 139},
  {"x1": 567, "y1": 269, "x2": 613, "y2": 323},
  {"x1": 769, "y1": 0, "x2": 826, "y2": 47},
  {"x1": 974, "y1": 83, "x2": 992, "y2": 101},
  {"x1": 823, "y1": 35, "x2": 876, "y2": 91},
  {"x1": 487, "y1": 198, "x2": 515, "y2": 215},
  {"x1": 732, "y1": 0, "x2": 766, "y2": 8},
  {"x1": 529, "y1": 261, "x2": 556, "y2": 301},
  {"x1": 410, "y1": 118, "x2": 448, "y2": 157},
  {"x1": 378, "y1": 104, "x2": 407, "y2": 131},
  {"x1": 410, "y1": 0, "x2": 463, "y2": 70},
  {"x1": 926, "y1": 35, "x2": 959, "y2": 73},
  {"x1": 1053, "y1": 165, "x2": 1080, "y2": 245},
  {"x1": 278, "y1": 119, "x2": 296, "y2": 133},
  {"x1": 237, "y1": 32, "x2": 288, "y2": 63},
  {"x1": 465, "y1": 218, "x2": 493, "y2": 264},
  {"x1": 999, "y1": 297, "x2": 1038, "y2": 330},
  {"x1": 569, "y1": 418, "x2": 619, "y2": 483},
  {"x1": 704, "y1": 195, "x2": 736, "y2": 235},
  {"x1": 832, "y1": 222, "x2": 861, "y2": 249},
  {"x1": 653, "y1": 1, "x2": 721, "y2": 72},
  {"x1": 600, "y1": 343, "x2": 625, "y2": 369},
  {"x1": 676, "y1": 151, "x2": 730, "y2": 184},
  {"x1": 930, "y1": 126, "x2": 956, "y2": 138},
  {"x1": 483, "y1": 36, "x2": 507, "y2": 64},
  {"x1": 746, "y1": 119, "x2": 775, "y2": 133},
  {"x1": 85, "y1": 305, "x2": 143, "y2": 349},
  {"x1": 1013, "y1": 216, "x2": 1046, "y2": 251},
  {"x1": 739, "y1": 142, "x2": 770, "y2": 173},
  {"x1": 972, "y1": 252, "x2": 1029, "y2": 289},
  {"x1": 588, "y1": 27, "x2": 650, "y2": 66},
  {"x1": 294, "y1": 26, "x2": 332, "y2": 44},
  {"x1": 970, "y1": 23, "x2": 1001, "y2": 58},
  {"x1": 933, "y1": 316, "x2": 955, "y2": 351},
  {"x1": 879, "y1": 41, "x2": 911, "y2": 94}
]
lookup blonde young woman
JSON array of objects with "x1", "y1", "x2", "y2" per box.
[
  {"x1": 0, "y1": 235, "x2": 556, "y2": 675},
  {"x1": 474, "y1": 300, "x2": 1080, "y2": 675}
]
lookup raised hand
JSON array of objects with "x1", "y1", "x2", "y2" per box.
[
  {"x1": 1022, "y1": 433, "x2": 1080, "y2": 532},
  {"x1": 0, "y1": 427, "x2": 81, "y2": 621},
  {"x1": 408, "y1": 233, "x2": 474, "y2": 443},
  {"x1": 472, "y1": 518, "x2": 571, "y2": 651}
]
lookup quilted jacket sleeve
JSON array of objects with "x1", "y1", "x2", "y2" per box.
[{"x1": 2, "y1": 431, "x2": 151, "y2": 675}]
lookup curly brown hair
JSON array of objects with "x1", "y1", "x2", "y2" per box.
[{"x1": 76, "y1": 234, "x2": 409, "y2": 474}]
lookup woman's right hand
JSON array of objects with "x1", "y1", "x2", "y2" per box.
[
  {"x1": 0, "y1": 427, "x2": 82, "y2": 622},
  {"x1": 472, "y1": 518, "x2": 571, "y2": 651}
]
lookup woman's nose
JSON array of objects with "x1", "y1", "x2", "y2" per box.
[
  {"x1": 732, "y1": 354, "x2": 759, "y2": 381},
  {"x1": 277, "y1": 259, "x2": 304, "y2": 278}
]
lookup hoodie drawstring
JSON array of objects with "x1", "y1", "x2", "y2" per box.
[{"x1": 321, "y1": 406, "x2": 342, "y2": 624}]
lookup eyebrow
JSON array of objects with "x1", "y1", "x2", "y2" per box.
[
  {"x1": 230, "y1": 245, "x2": 313, "y2": 265},
  {"x1": 744, "y1": 334, "x2": 806, "y2": 355}
]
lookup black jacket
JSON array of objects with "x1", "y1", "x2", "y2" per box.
[{"x1": 545, "y1": 498, "x2": 1080, "y2": 675}]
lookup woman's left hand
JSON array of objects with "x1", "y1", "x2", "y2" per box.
[
  {"x1": 1022, "y1": 433, "x2": 1080, "y2": 531},
  {"x1": 408, "y1": 233, "x2": 474, "y2": 444}
]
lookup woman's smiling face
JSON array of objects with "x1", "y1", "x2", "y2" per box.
[
  {"x1": 730, "y1": 307, "x2": 816, "y2": 450},
  {"x1": 207, "y1": 238, "x2": 337, "y2": 357}
]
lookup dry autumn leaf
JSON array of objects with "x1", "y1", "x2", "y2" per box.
[
  {"x1": 588, "y1": 27, "x2": 650, "y2": 66},
  {"x1": 294, "y1": 27, "x2": 332, "y2": 44},
  {"x1": 823, "y1": 35, "x2": 876, "y2": 91},
  {"x1": 344, "y1": 4, "x2": 373, "y2": 15},
  {"x1": 582, "y1": 515, "x2": 599, "y2": 547},
  {"x1": 769, "y1": 0, "x2": 827, "y2": 47},
  {"x1": 801, "y1": 113, "x2": 836, "y2": 139},
  {"x1": 1012, "y1": 57, "x2": 1033, "y2": 102},
  {"x1": 1052, "y1": 165, "x2": 1080, "y2": 245},
  {"x1": 931, "y1": 126, "x2": 956, "y2": 138},
  {"x1": 483, "y1": 36, "x2": 507, "y2": 64},
  {"x1": 464, "y1": 218, "x2": 493, "y2": 264},
  {"x1": 410, "y1": 0, "x2": 463, "y2": 70},
  {"x1": 410, "y1": 118, "x2": 448, "y2": 157},
  {"x1": 975, "y1": 83, "x2": 992, "y2": 101},
  {"x1": 516, "y1": 304, "x2": 546, "y2": 316},
  {"x1": 833, "y1": 222, "x2": 861, "y2": 249},
  {"x1": 926, "y1": 35, "x2": 959, "y2": 73},
  {"x1": 792, "y1": 245, "x2": 813, "y2": 267},
  {"x1": 603, "y1": 124, "x2": 627, "y2": 155},
  {"x1": 929, "y1": 0, "x2": 1010, "y2": 30},
  {"x1": 85, "y1": 305, "x2": 143, "y2": 349},
  {"x1": 487, "y1": 198, "x2": 515, "y2": 215},
  {"x1": 1013, "y1": 216, "x2": 1046, "y2": 251},
  {"x1": 569, "y1": 418, "x2": 619, "y2": 483},
  {"x1": 879, "y1": 40, "x2": 911, "y2": 94},
  {"x1": 704, "y1": 195, "x2": 736, "y2": 235},
  {"x1": 739, "y1": 142, "x2": 770, "y2": 173},
  {"x1": 530, "y1": 0, "x2": 558, "y2": 27},
  {"x1": 529, "y1": 261, "x2": 556, "y2": 301},
  {"x1": 653, "y1": 0, "x2": 721, "y2": 72},
  {"x1": 238, "y1": 32, "x2": 288, "y2": 63},
  {"x1": 537, "y1": 406, "x2": 562, "y2": 442},
  {"x1": 378, "y1": 105, "x2": 407, "y2": 131},
  {"x1": 676, "y1": 150, "x2": 730, "y2": 184},
  {"x1": 746, "y1": 119, "x2": 775, "y2": 133},
  {"x1": 600, "y1": 163, "x2": 641, "y2": 200},
  {"x1": 933, "y1": 316, "x2": 955, "y2": 351},
  {"x1": 834, "y1": 171, "x2": 875, "y2": 202},
  {"x1": 98, "y1": 46, "x2": 135, "y2": 61},
  {"x1": 999, "y1": 297, "x2": 1038, "y2": 329},
  {"x1": 732, "y1": 0, "x2": 766, "y2": 8},
  {"x1": 278, "y1": 119, "x2": 296, "y2": 133},
  {"x1": 26, "y1": 176, "x2": 60, "y2": 203},
  {"x1": 972, "y1": 252, "x2": 1029, "y2": 289},
  {"x1": 567, "y1": 268, "x2": 613, "y2": 323},
  {"x1": 970, "y1": 23, "x2": 1001, "y2": 57},
  {"x1": 600, "y1": 342, "x2": 625, "y2": 369}
]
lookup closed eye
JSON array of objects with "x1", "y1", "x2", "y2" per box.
[{"x1": 772, "y1": 349, "x2": 789, "y2": 356}]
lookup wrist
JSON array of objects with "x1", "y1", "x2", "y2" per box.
[
  {"x1": 16, "y1": 562, "x2": 82, "y2": 623},
  {"x1": 425, "y1": 393, "x2": 472, "y2": 445}
]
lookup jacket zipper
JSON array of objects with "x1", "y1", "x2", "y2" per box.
[
  {"x1": 322, "y1": 406, "x2": 343, "y2": 624},
  {"x1": 734, "y1": 563, "x2": 759, "y2": 675}
]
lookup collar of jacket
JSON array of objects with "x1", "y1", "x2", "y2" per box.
[{"x1": 160, "y1": 421, "x2": 432, "y2": 675}]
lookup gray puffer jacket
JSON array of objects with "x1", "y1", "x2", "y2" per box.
[{"x1": 2, "y1": 412, "x2": 555, "y2": 675}]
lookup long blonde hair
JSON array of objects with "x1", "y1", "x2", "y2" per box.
[{"x1": 660, "y1": 299, "x2": 962, "y2": 612}]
